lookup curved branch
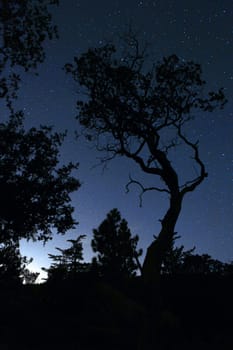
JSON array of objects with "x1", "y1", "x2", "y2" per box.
[
  {"x1": 117, "y1": 134, "x2": 162, "y2": 176},
  {"x1": 132, "y1": 139, "x2": 146, "y2": 157},
  {"x1": 176, "y1": 124, "x2": 208, "y2": 196},
  {"x1": 126, "y1": 175, "x2": 170, "y2": 207}
]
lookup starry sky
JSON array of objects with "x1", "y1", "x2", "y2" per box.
[{"x1": 15, "y1": 0, "x2": 233, "y2": 280}]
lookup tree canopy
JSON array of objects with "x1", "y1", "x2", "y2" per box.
[
  {"x1": 0, "y1": 0, "x2": 81, "y2": 243},
  {"x1": 0, "y1": 240, "x2": 28, "y2": 284},
  {"x1": 0, "y1": 0, "x2": 59, "y2": 107},
  {"x1": 0, "y1": 114, "x2": 80, "y2": 243},
  {"x1": 0, "y1": 0, "x2": 80, "y2": 282},
  {"x1": 65, "y1": 34, "x2": 226, "y2": 281}
]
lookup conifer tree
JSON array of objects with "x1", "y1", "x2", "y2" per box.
[
  {"x1": 44, "y1": 235, "x2": 88, "y2": 281},
  {"x1": 91, "y1": 209, "x2": 142, "y2": 280}
]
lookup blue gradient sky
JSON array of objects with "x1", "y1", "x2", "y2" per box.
[{"x1": 13, "y1": 0, "x2": 233, "y2": 279}]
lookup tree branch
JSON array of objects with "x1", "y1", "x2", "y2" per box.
[
  {"x1": 176, "y1": 124, "x2": 208, "y2": 196},
  {"x1": 117, "y1": 134, "x2": 162, "y2": 176},
  {"x1": 126, "y1": 175, "x2": 170, "y2": 207}
]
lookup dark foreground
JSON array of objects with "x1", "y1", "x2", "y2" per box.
[{"x1": 0, "y1": 274, "x2": 233, "y2": 349}]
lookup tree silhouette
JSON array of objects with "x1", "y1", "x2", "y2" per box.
[
  {"x1": 91, "y1": 208, "x2": 142, "y2": 280},
  {"x1": 0, "y1": 114, "x2": 80, "y2": 243},
  {"x1": 159, "y1": 234, "x2": 195, "y2": 274},
  {"x1": 0, "y1": 239, "x2": 36, "y2": 284},
  {"x1": 0, "y1": 0, "x2": 59, "y2": 107},
  {"x1": 65, "y1": 33, "x2": 226, "y2": 281},
  {"x1": 159, "y1": 234, "x2": 226, "y2": 275},
  {"x1": 44, "y1": 235, "x2": 88, "y2": 281},
  {"x1": 181, "y1": 253, "x2": 226, "y2": 275},
  {"x1": 0, "y1": 1, "x2": 81, "y2": 276}
]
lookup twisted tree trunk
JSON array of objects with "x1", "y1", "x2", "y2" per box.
[{"x1": 142, "y1": 193, "x2": 182, "y2": 283}]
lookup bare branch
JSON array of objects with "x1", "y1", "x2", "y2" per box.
[
  {"x1": 132, "y1": 139, "x2": 146, "y2": 157},
  {"x1": 176, "y1": 124, "x2": 208, "y2": 196},
  {"x1": 123, "y1": 146, "x2": 164, "y2": 176},
  {"x1": 146, "y1": 155, "x2": 159, "y2": 168},
  {"x1": 126, "y1": 175, "x2": 170, "y2": 207},
  {"x1": 161, "y1": 137, "x2": 181, "y2": 154},
  {"x1": 119, "y1": 26, "x2": 149, "y2": 72},
  {"x1": 90, "y1": 154, "x2": 117, "y2": 173}
]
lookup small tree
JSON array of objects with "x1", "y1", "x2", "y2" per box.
[
  {"x1": 0, "y1": 240, "x2": 38, "y2": 284},
  {"x1": 44, "y1": 235, "x2": 88, "y2": 282},
  {"x1": 160, "y1": 235, "x2": 226, "y2": 275},
  {"x1": 91, "y1": 208, "x2": 142, "y2": 280},
  {"x1": 181, "y1": 253, "x2": 226, "y2": 275},
  {"x1": 159, "y1": 234, "x2": 195, "y2": 275},
  {"x1": 65, "y1": 33, "x2": 226, "y2": 282}
]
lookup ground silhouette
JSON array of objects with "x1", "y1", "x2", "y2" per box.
[{"x1": 0, "y1": 270, "x2": 233, "y2": 349}]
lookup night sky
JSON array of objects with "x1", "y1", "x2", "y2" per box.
[{"x1": 15, "y1": 0, "x2": 233, "y2": 280}]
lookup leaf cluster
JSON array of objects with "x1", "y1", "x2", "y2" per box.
[
  {"x1": 0, "y1": 114, "x2": 80, "y2": 243},
  {"x1": 65, "y1": 41, "x2": 226, "y2": 156},
  {"x1": 0, "y1": 0, "x2": 59, "y2": 107},
  {"x1": 0, "y1": 240, "x2": 38, "y2": 284}
]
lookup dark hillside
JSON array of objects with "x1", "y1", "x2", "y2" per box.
[{"x1": 0, "y1": 275, "x2": 233, "y2": 349}]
